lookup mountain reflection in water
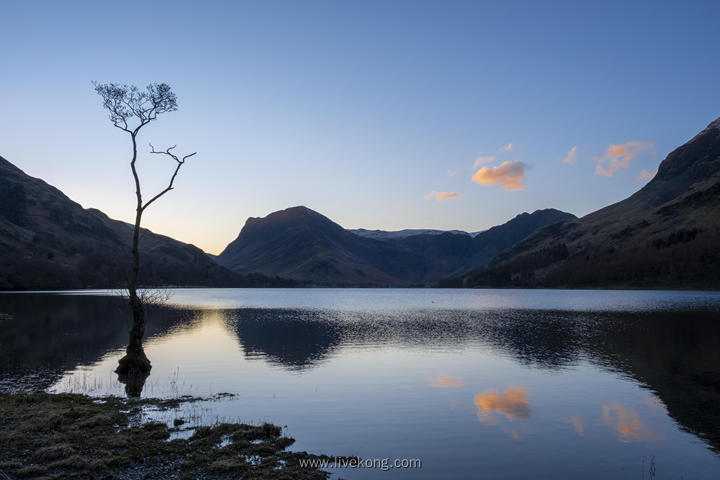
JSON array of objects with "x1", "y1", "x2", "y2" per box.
[{"x1": 1, "y1": 290, "x2": 719, "y2": 478}]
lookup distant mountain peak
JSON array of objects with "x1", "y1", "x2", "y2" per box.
[
  {"x1": 647, "y1": 114, "x2": 720, "y2": 200},
  {"x1": 351, "y1": 228, "x2": 471, "y2": 240},
  {"x1": 218, "y1": 204, "x2": 575, "y2": 286},
  {"x1": 239, "y1": 205, "x2": 337, "y2": 236},
  {"x1": 244, "y1": 206, "x2": 322, "y2": 224},
  {"x1": 504, "y1": 208, "x2": 575, "y2": 224},
  {"x1": 273, "y1": 205, "x2": 315, "y2": 216}
]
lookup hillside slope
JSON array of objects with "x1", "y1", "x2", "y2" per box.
[
  {"x1": 0, "y1": 155, "x2": 282, "y2": 289},
  {"x1": 464, "y1": 117, "x2": 720, "y2": 289},
  {"x1": 217, "y1": 206, "x2": 574, "y2": 286}
]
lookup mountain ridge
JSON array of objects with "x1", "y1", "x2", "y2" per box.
[
  {"x1": 350, "y1": 228, "x2": 474, "y2": 240},
  {"x1": 217, "y1": 206, "x2": 575, "y2": 286},
  {"x1": 461, "y1": 116, "x2": 720, "y2": 289},
  {"x1": 0, "y1": 155, "x2": 292, "y2": 290}
]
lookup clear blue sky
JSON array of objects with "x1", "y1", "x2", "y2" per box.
[{"x1": 1, "y1": 0, "x2": 718, "y2": 254}]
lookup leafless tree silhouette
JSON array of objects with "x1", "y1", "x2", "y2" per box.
[{"x1": 94, "y1": 82, "x2": 196, "y2": 383}]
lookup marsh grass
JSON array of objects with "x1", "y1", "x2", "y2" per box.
[{"x1": 0, "y1": 392, "x2": 337, "y2": 479}]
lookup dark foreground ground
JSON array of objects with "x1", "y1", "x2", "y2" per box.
[{"x1": 0, "y1": 392, "x2": 338, "y2": 479}]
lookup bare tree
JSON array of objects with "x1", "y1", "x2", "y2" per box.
[{"x1": 94, "y1": 82, "x2": 196, "y2": 379}]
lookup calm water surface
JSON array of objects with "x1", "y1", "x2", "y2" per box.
[{"x1": 1, "y1": 288, "x2": 720, "y2": 479}]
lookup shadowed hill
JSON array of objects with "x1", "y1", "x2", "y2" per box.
[
  {"x1": 218, "y1": 206, "x2": 407, "y2": 286},
  {"x1": 350, "y1": 228, "x2": 471, "y2": 240},
  {"x1": 0, "y1": 155, "x2": 290, "y2": 290},
  {"x1": 463, "y1": 117, "x2": 720, "y2": 289},
  {"x1": 217, "y1": 206, "x2": 574, "y2": 286}
]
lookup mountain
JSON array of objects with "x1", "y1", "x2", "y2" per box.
[
  {"x1": 350, "y1": 228, "x2": 471, "y2": 240},
  {"x1": 0, "y1": 155, "x2": 289, "y2": 290},
  {"x1": 463, "y1": 117, "x2": 720, "y2": 289},
  {"x1": 218, "y1": 206, "x2": 406, "y2": 286},
  {"x1": 217, "y1": 206, "x2": 575, "y2": 286}
]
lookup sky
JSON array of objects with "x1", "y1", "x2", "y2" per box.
[{"x1": 1, "y1": 0, "x2": 719, "y2": 254}]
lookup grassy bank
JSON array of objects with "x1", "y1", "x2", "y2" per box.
[{"x1": 0, "y1": 392, "x2": 336, "y2": 479}]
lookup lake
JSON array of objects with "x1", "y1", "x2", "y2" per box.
[{"x1": 1, "y1": 288, "x2": 720, "y2": 479}]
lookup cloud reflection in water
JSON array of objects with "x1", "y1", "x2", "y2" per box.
[{"x1": 474, "y1": 387, "x2": 530, "y2": 424}]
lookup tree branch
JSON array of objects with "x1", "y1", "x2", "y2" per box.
[{"x1": 142, "y1": 144, "x2": 196, "y2": 211}]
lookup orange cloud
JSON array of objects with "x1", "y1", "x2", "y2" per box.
[
  {"x1": 594, "y1": 141, "x2": 653, "y2": 177},
  {"x1": 602, "y1": 402, "x2": 662, "y2": 442},
  {"x1": 561, "y1": 146, "x2": 578, "y2": 165},
  {"x1": 424, "y1": 191, "x2": 460, "y2": 201},
  {"x1": 473, "y1": 156, "x2": 495, "y2": 169},
  {"x1": 498, "y1": 143, "x2": 514, "y2": 153},
  {"x1": 471, "y1": 161, "x2": 527, "y2": 190},
  {"x1": 636, "y1": 169, "x2": 656, "y2": 182},
  {"x1": 569, "y1": 416, "x2": 585, "y2": 436},
  {"x1": 427, "y1": 374, "x2": 463, "y2": 388},
  {"x1": 474, "y1": 387, "x2": 530, "y2": 420}
]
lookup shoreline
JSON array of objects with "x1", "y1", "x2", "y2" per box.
[{"x1": 0, "y1": 391, "x2": 337, "y2": 479}]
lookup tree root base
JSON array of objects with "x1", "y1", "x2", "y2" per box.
[
  {"x1": 116, "y1": 351, "x2": 152, "y2": 397},
  {"x1": 115, "y1": 352, "x2": 152, "y2": 376}
]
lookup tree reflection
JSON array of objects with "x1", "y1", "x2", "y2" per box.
[
  {"x1": 2, "y1": 295, "x2": 719, "y2": 452},
  {"x1": 0, "y1": 294, "x2": 189, "y2": 394}
]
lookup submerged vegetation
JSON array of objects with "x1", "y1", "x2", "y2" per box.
[{"x1": 0, "y1": 392, "x2": 336, "y2": 479}]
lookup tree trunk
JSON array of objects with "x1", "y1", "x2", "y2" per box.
[
  {"x1": 116, "y1": 133, "x2": 151, "y2": 380},
  {"x1": 115, "y1": 290, "x2": 151, "y2": 376}
]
